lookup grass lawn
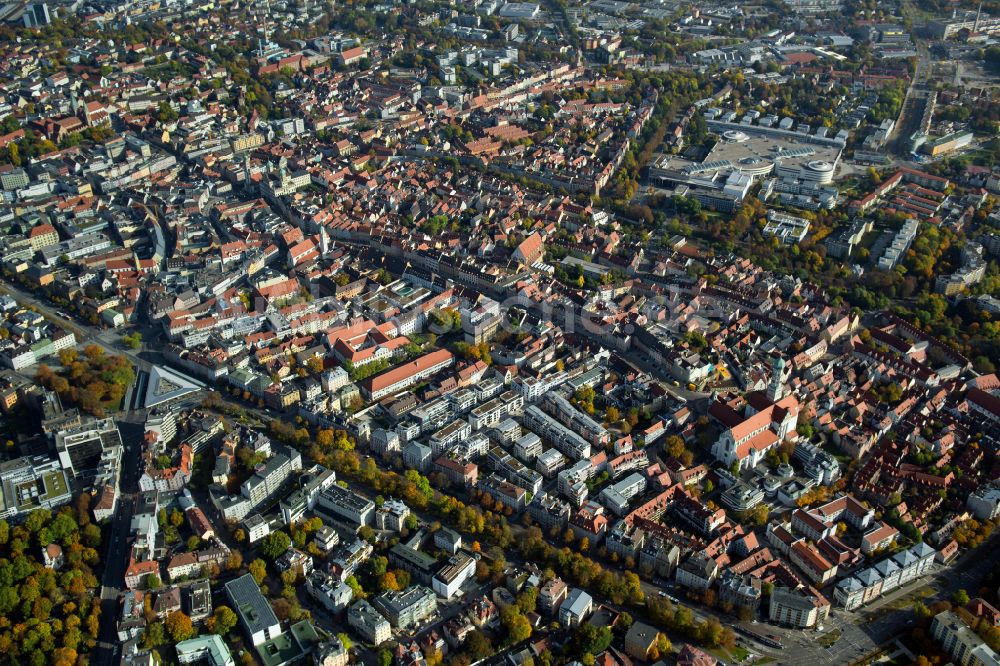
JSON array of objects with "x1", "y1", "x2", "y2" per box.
[
  {"x1": 886, "y1": 585, "x2": 936, "y2": 610},
  {"x1": 818, "y1": 629, "x2": 842, "y2": 648},
  {"x1": 709, "y1": 645, "x2": 750, "y2": 663}
]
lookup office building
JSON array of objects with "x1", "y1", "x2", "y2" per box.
[
  {"x1": 256, "y1": 620, "x2": 320, "y2": 666},
  {"x1": 432, "y1": 552, "x2": 476, "y2": 599},
  {"x1": 769, "y1": 586, "x2": 831, "y2": 629},
  {"x1": 225, "y1": 574, "x2": 282, "y2": 647},
  {"x1": 0, "y1": 455, "x2": 71, "y2": 519},
  {"x1": 388, "y1": 543, "x2": 438, "y2": 585},
  {"x1": 55, "y1": 418, "x2": 122, "y2": 482},
  {"x1": 316, "y1": 484, "x2": 375, "y2": 527}
]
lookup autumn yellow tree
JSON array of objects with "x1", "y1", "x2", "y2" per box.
[
  {"x1": 378, "y1": 572, "x2": 400, "y2": 592},
  {"x1": 249, "y1": 559, "x2": 267, "y2": 585},
  {"x1": 165, "y1": 611, "x2": 195, "y2": 642}
]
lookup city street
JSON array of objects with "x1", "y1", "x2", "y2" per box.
[{"x1": 92, "y1": 421, "x2": 146, "y2": 666}]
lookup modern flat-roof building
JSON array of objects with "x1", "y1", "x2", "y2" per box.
[
  {"x1": 186, "y1": 578, "x2": 213, "y2": 623},
  {"x1": 388, "y1": 543, "x2": 438, "y2": 585},
  {"x1": 316, "y1": 484, "x2": 375, "y2": 527},
  {"x1": 433, "y1": 552, "x2": 476, "y2": 599},
  {"x1": 0, "y1": 454, "x2": 72, "y2": 520},
  {"x1": 225, "y1": 573, "x2": 282, "y2": 647},
  {"x1": 599, "y1": 472, "x2": 647, "y2": 516},
  {"x1": 176, "y1": 635, "x2": 235, "y2": 666},
  {"x1": 241, "y1": 446, "x2": 302, "y2": 509},
  {"x1": 649, "y1": 122, "x2": 842, "y2": 212},
  {"x1": 523, "y1": 405, "x2": 591, "y2": 460},
  {"x1": 535, "y1": 448, "x2": 567, "y2": 478},
  {"x1": 469, "y1": 390, "x2": 524, "y2": 430},
  {"x1": 54, "y1": 418, "x2": 122, "y2": 482},
  {"x1": 256, "y1": 619, "x2": 320, "y2": 666},
  {"x1": 542, "y1": 392, "x2": 610, "y2": 447},
  {"x1": 314, "y1": 525, "x2": 340, "y2": 552},
  {"x1": 515, "y1": 432, "x2": 543, "y2": 461}
]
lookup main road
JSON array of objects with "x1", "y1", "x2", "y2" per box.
[
  {"x1": 886, "y1": 1, "x2": 933, "y2": 157},
  {"x1": 91, "y1": 419, "x2": 147, "y2": 666}
]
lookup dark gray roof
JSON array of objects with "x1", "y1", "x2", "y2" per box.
[{"x1": 225, "y1": 573, "x2": 279, "y2": 634}]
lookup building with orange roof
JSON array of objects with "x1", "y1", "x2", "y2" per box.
[
  {"x1": 790, "y1": 540, "x2": 838, "y2": 585},
  {"x1": 139, "y1": 443, "x2": 193, "y2": 492},
  {"x1": 28, "y1": 223, "x2": 59, "y2": 251},
  {"x1": 360, "y1": 349, "x2": 454, "y2": 401},
  {"x1": 512, "y1": 232, "x2": 545, "y2": 266},
  {"x1": 710, "y1": 394, "x2": 799, "y2": 471},
  {"x1": 125, "y1": 547, "x2": 161, "y2": 590},
  {"x1": 185, "y1": 506, "x2": 215, "y2": 541}
]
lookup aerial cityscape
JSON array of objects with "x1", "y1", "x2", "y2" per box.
[{"x1": 0, "y1": 0, "x2": 997, "y2": 665}]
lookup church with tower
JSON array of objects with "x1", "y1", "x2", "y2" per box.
[{"x1": 709, "y1": 355, "x2": 801, "y2": 472}]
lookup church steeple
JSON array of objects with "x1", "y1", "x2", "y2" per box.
[{"x1": 767, "y1": 355, "x2": 787, "y2": 403}]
